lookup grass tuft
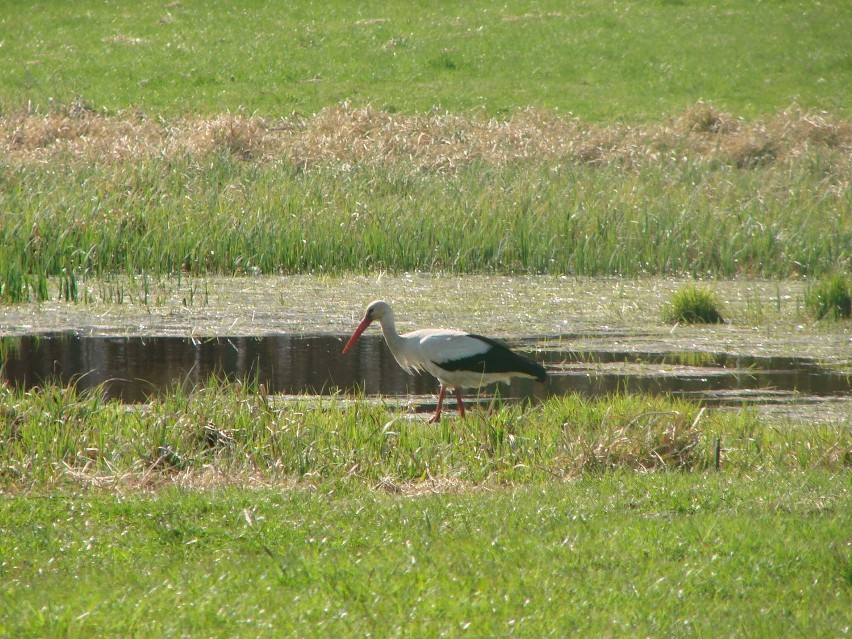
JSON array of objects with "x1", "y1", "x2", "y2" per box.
[
  {"x1": 679, "y1": 100, "x2": 738, "y2": 135},
  {"x1": 662, "y1": 285, "x2": 725, "y2": 324},
  {"x1": 805, "y1": 274, "x2": 852, "y2": 320},
  {"x1": 582, "y1": 409, "x2": 700, "y2": 472}
]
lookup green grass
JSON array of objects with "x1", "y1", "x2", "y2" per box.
[
  {"x1": 2, "y1": 0, "x2": 850, "y2": 120},
  {"x1": 806, "y1": 274, "x2": 852, "y2": 320},
  {"x1": 663, "y1": 285, "x2": 724, "y2": 324},
  {"x1": 1, "y1": 382, "x2": 848, "y2": 488},
  {"x1": 0, "y1": 382, "x2": 849, "y2": 637},
  {"x1": 0, "y1": 262, "x2": 48, "y2": 303},
  {"x1": 2, "y1": 152, "x2": 850, "y2": 281},
  {"x1": 1, "y1": 474, "x2": 849, "y2": 637}
]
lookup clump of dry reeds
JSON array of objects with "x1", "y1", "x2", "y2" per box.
[{"x1": 562, "y1": 407, "x2": 704, "y2": 473}]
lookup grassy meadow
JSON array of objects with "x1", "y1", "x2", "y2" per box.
[
  {"x1": 0, "y1": 383, "x2": 849, "y2": 636},
  {"x1": 3, "y1": 0, "x2": 850, "y2": 119},
  {"x1": 1, "y1": 0, "x2": 851, "y2": 636},
  {"x1": 1, "y1": 472, "x2": 848, "y2": 636}
]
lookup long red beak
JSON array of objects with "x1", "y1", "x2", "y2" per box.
[{"x1": 342, "y1": 316, "x2": 373, "y2": 354}]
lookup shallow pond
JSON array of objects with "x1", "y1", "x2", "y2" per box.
[{"x1": 2, "y1": 333, "x2": 850, "y2": 412}]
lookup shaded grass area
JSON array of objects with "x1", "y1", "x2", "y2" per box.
[
  {"x1": 806, "y1": 274, "x2": 852, "y2": 320},
  {"x1": 0, "y1": 474, "x2": 848, "y2": 636},
  {"x1": 1, "y1": 106, "x2": 850, "y2": 283},
  {"x1": 2, "y1": 0, "x2": 850, "y2": 119}
]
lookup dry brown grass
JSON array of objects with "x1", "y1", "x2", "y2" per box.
[
  {"x1": 51, "y1": 464, "x2": 304, "y2": 494},
  {"x1": 2, "y1": 101, "x2": 849, "y2": 173},
  {"x1": 566, "y1": 408, "x2": 704, "y2": 473}
]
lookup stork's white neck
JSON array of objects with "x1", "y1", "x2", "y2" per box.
[{"x1": 377, "y1": 311, "x2": 402, "y2": 348}]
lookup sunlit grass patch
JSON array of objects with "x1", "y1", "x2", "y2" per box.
[
  {"x1": 1, "y1": 470, "x2": 849, "y2": 637},
  {"x1": 805, "y1": 274, "x2": 852, "y2": 320},
  {"x1": 3, "y1": 0, "x2": 850, "y2": 119},
  {"x1": 1, "y1": 384, "x2": 848, "y2": 636},
  {"x1": 662, "y1": 285, "x2": 724, "y2": 324}
]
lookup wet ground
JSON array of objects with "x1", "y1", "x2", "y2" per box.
[{"x1": 1, "y1": 276, "x2": 850, "y2": 423}]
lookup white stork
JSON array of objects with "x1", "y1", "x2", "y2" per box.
[{"x1": 342, "y1": 300, "x2": 548, "y2": 422}]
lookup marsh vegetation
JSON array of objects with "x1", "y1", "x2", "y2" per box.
[{"x1": 1, "y1": 0, "x2": 850, "y2": 635}]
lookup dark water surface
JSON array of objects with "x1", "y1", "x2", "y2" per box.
[{"x1": 1, "y1": 333, "x2": 850, "y2": 407}]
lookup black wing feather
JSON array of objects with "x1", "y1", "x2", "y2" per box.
[{"x1": 436, "y1": 334, "x2": 547, "y2": 382}]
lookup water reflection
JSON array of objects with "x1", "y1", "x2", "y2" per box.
[{"x1": 1, "y1": 333, "x2": 849, "y2": 406}]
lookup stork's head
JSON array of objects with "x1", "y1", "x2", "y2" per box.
[
  {"x1": 342, "y1": 300, "x2": 393, "y2": 354},
  {"x1": 363, "y1": 300, "x2": 392, "y2": 322}
]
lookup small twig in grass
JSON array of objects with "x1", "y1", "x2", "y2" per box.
[
  {"x1": 600, "y1": 405, "x2": 613, "y2": 429},
  {"x1": 691, "y1": 407, "x2": 706, "y2": 430},
  {"x1": 261, "y1": 543, "x2": 289, "y2": 582}
]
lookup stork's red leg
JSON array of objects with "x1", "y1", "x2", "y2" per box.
[
  {"x1": 454, "y1": 388, "x2": 466, "y2": 418},
  {"x1": 429, "y1": 385, "x2": 447, "y2": 423}
]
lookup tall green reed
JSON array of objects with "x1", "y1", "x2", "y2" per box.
[{"x1": 1, "y1": 155, "x2": 849, "y2": 284}]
